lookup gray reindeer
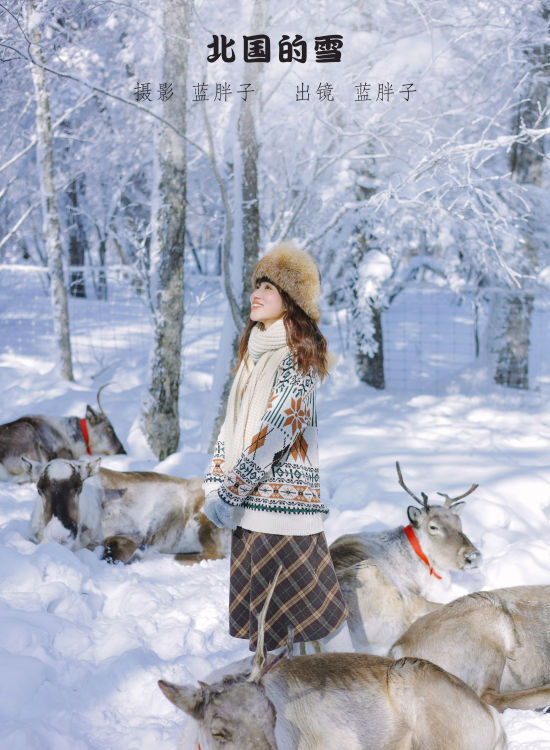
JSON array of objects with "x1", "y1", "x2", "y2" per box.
[
  {"x1": 158, "y1": 567, "x2": 506, "y2": 750},
  {"x1": 0, "y1": 384, "x2": 125, "y2": 481},
  {"x1": 26, "y1": 456, "x2": 229, "y2": 563},
  {"x1": 391, "y1": 584, "x2": 550, "y2": 712},
  {"x1": 328, "y1": 462, "x2": 480, "y2": 652}
]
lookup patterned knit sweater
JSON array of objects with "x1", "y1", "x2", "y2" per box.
[{"x1": 203, "y1": 353, "x2": 328, "y2": 535}]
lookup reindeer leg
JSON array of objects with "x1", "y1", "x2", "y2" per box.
[
  {"x1": 174, "y1": 552, "x2": 205, "y2": 565},
  {"x1": 482, "y1": 684, "x2": 550, "y2": 712},
  {"x1": 102, "y1": 534, "x2": 139, "y2": 564},
  {"x1": 197, "y1": 515, "x2": 226, "y2": 560}
]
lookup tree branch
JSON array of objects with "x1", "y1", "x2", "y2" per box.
[{"x1": 0, "y1": 93, "x2": 94, "y2": 175}]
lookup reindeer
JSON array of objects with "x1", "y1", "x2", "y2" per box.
[
  {"x1": 328, "y1": 462, "x2": 480, "y2": 652},
  {"x1": 26, "y1": 457, "x2": 229, "y2": 563},
  {"x1": 390, "y1": 584, "x2": 550, "y2": 712},
  {"x1": 0, "y1": 385, "x2": 126, "y2": 482},
  {"x1": 158, "y1": 568, "x2": 506, "y2": 750}
]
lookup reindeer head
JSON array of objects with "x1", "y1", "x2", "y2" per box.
[
  {"x1": 396, "y1": 462, "x2": 481, "y2": 571},
  {"x1": 29, "y1": 457, "x2": 102, "y2": 546},
  {"x1": 158, "y1": 676, "x2": 278, "y2": 750},
  {"x1": 159, "y1": 567, "x2": 288, "y2": 750},
  {"x1": 85, "y1": 384, "x2": 126, "y2": 455}
]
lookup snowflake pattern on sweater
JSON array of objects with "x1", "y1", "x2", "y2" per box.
[{"x1": 203, "y1": 354, "x2": 328, "y2": 522}]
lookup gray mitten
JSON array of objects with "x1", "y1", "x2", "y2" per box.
[{"x1": 203, "y1": 490, "x2": 238, "y2": 530}]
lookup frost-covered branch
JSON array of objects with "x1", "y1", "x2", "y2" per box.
[
  {"x1": 3, "y1": 19, "x2": 210, "y2": 159},
  {"x1": 0, "y1": 93, "x2": 93, "y2": 175}
]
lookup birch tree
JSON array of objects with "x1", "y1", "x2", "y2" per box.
[
  {"x1": 490, "y1": 2, "x2": 549, "y2": 389},
  {"x1": 65, "y1": 171, "x2": 87, "y2": 298},
  {"x1": 141, "y1": 0, "x2": 190, "y2": 460},
  {"x1": 208, "y1": 0, "x2": 267, "y2": 450},
  {"x1": 307, "y1": 0, "x2": 550, "y2": 390},
  {"x1": 26, "y1": 0, "x2": 73, "y2": 381},
  {"x1": 347, "y1": 158, "x2": 385, "y2": 389}
]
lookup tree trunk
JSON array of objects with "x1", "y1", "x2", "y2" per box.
[
  {"x1": 27, "y1": 1, "x2": 74, "y2": 381},
  {"x1": 208, "y1": 0, "x2": 266, "y2": 451},
  {"x1": 141, "y1": 0, "x2": 189, "y2": 460},
  {"x1": 66, "y1": 174, "x2": 87, "y2": 298},
  {"x1": 490, "y1": 9, "x2": 548, "y2": 389},
  {"x1": 238, "y1": 64, "x2": 261, "y2": 317},
  {"x1": 350, "y1": 162, "x2": 385, "y2": 389},
  {"x1": 96, "y1": 237, "x2": 108, "y2": 301},
  {"x1": 355, "y1": 302, "x2": 385, "y2": 389},
  {"x1": 492, "y1": 291, "x2": 534, "y2": 388}
]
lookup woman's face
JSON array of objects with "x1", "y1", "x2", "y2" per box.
[{"x1": 250, "y1": 280, "x2": 285, "y2": 328}]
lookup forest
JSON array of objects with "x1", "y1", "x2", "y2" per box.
[
  {"x1": 0, "y1": 2, "x2": 550, "y2": 748},
  {"x1": 1, "y1": 0, "x2": 549, "y2": 457}
]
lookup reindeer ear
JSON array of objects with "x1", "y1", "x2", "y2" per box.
[
  {"x1": 77, "y1": 457, "x2": 102, "y2": 479},
  {"x1": 21, "y1": 456, "x2": 44, "y2": 481},
  {"x1": 85, "y1": 405, "x2": 102, "y2": 425},
  {"x1": 449, "y1": 500, "x2": 465, "y2": 514},
  {"x1": 158, "y1": 680, "x2": 206, "y2": 719},
  {"x1": 407, "y1": 506, "x2": 423, "y2": 527}
]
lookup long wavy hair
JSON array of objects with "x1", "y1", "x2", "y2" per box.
[{"x1": 235, "y1": 276, "x2": 329, "y2": 379}]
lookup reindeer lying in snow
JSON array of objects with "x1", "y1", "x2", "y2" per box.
[
  {"x1": 391, "y1": 584, "x2": 550, "y2": 712},
  {"x1": 158, "y1": 568, "x2": 506, "y2": 750},
  {"x1": 328, "y1": 462, "x2": 481, "y2": 652},
  {"x1": 27, "y1": 457, "x2": 229, "y2": 563},
  {"x1": 0, "y1": 385, "x2": 126, "y2": 482}
]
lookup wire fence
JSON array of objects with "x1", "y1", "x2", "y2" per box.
[
  {"x1": 1, "y1": 264, "x2": 549, "y2": 392},
  {"x1": 1, "y1": 264, "x2": 153, "y2": 379},
  {"x1": 380, "y1": 285, "x2": 550, "y2": 391}
]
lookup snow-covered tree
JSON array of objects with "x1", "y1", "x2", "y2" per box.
[
  {"x1": 26, "y1": 0, "x2": 73, "y2": 381},
  {"x1": 490, "y1": 2, "x2": 549, "y2": 389},
  {"x1": 2, "y1": 0, "x2": 550, "y2": 401},
  {"x1": 310, "y1": 0, "x2": 550, "y2": 388},
  {"x1": 203, "y1": 0, "x2": 268, "y2": 450},
  {"x1": 141, "y1": 0, "x2": 190, "y2": 460}
]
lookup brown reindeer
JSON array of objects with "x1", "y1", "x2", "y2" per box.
[
  {"x1": 158, "y1": 568, "x2": 506, "y2": 750},
  {"x1": 391, "y1": 584, "x2": 550, "y2": 712},
  {"x1": 27, "y1": 457, "x2": 229, "y2": 563},
  {"x1": 328, "y1": 462, "x2": 480, "y2": 652},
  {"x1": 0, "y1": 384, "x2": 125, "y2": 482}
]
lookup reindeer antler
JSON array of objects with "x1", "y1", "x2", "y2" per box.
[
  {"x1": 248, "y1": 565, "x2": 283, "y2": 683},
  {"x1": 437, "y1": 484, "x2": 479, "y2": 508},
  {"x1": 96, "y1": 382, "x2": 114, "y2": 415},
  {"x1": 256, "y1": 626, "x2": 295, "y2": 679},
  {"x1": 395, "y1": 461, "x2": 430, "y2": 509}
]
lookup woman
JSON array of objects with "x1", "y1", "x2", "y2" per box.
[{"x1": 203, "y1": 243, "x2": 349, "y2": 652}]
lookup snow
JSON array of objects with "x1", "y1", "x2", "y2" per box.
[
  {"x1": 1, "y1": 271, "x2": 550, "y2": 748},
  {"x1": 42, "y1": 516, "x2": 74, "y2": 545},
  {"x1": 356, "y1": 250, "x2": 392, "y2": 298}
]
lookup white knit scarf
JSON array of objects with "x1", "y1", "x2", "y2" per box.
[{"x1": 223, "y1": 318, "x2": 289, "y2": 472}]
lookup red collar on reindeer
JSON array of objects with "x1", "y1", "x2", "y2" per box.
[
  {"x1": 80, "y1": 418, "x2": 92, "y2": 455},
  {"x1": 403, "y1": 525, "x2": 442, "y2": 580}
]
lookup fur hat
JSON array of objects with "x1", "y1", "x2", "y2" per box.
[{"x1": 252, "y1": 243, "x2": 321, "y2": 322}]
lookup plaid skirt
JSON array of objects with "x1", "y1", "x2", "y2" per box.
[{"x1": 229, "y1": 526, "x2": 348, "y2": 652}]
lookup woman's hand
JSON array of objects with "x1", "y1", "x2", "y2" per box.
[{"x1": 203, "y1": 490, "x2": 238, "y2": 530}]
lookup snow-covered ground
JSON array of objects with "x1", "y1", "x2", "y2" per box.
[{"x1": 1, "y1": 269, "x2": 550, "y2": 748}]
